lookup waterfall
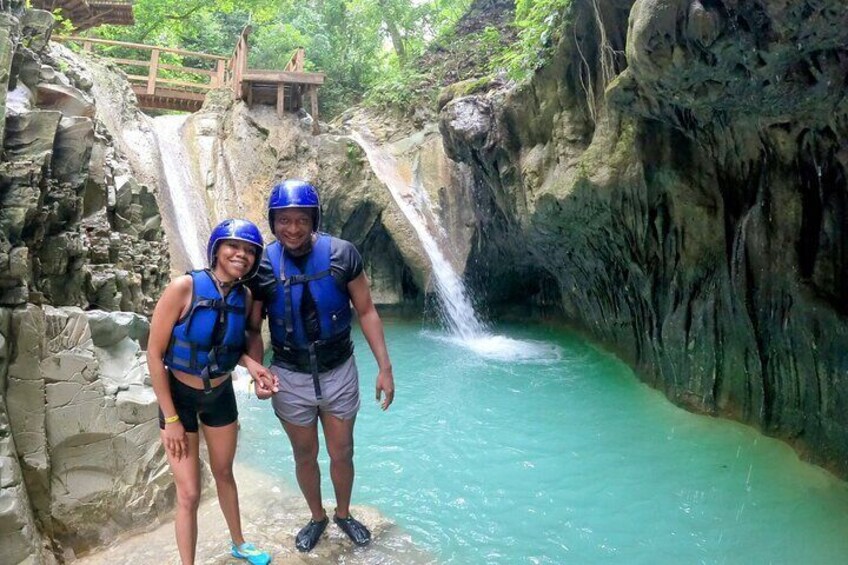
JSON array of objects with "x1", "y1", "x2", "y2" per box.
[
  {"x1": 152, "y1": 114, "x2": 210, "y2": 270},
  {"x1": 350, "y1": 129, "x2": 561, "y2": 362},
  {"x1": 350, "y1": 130, "x2": 487, "y2": 339}
]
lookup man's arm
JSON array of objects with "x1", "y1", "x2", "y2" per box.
[
  {"x1": 348, "y1": 272, "x2": 395, "y2": 410},
  {"x1": 240, "y1": 293, "x2": 277, "y2": 398}
]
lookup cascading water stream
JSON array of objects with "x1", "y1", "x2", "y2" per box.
[
  {"x1": 152, "y1": 114, "x2": 209, "y2": 270},
  {"x1": 349, "y1": 130, "x2": 560, "y2": 361},
  {"x1": 350, "y1": 130, "x2": 485, "y2": 339},
  {"x1": 151, "y1": 114, "x2": 255, "y2": 387}
]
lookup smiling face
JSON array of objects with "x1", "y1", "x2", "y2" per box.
[
  {"x1": 213, "y1": 239, "x2": 257, "y2": 282},
  {"x1": 272, "y1": 208, "x2": 315, "y2": 255}
]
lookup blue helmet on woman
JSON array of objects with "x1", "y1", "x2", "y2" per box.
[
  {"x1": 206, "y1": 219, "x2": 264, "y2": 280},
  {"x1": 267, "y1": 179, "x2": 320, "y2": 232}
]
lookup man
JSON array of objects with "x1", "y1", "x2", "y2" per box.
[{"x1": 249, "y1": 179, "x2": 395, "y2": 552}]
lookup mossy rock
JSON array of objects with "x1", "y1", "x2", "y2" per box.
[{"x1": 438, "y1": 76, "x2": 494, "y2": 110}]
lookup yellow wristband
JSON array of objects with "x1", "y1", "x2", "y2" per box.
[{"x1": 164, "y1": 414, "x2": 180, "y2": 424}]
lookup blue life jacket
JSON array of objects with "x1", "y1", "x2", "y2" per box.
[
  {"x1": 267, "y1": 235, "x2": 353, "y2": 347},
  {"x1": 266, "y1": 236, "x2": 354, "y2": 389},
  {"x1": 163, "y1": 269, "x2": 247, "y2": 390}
]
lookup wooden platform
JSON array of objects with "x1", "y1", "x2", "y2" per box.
[
  {"x1": 132, "y1": 87, "x2": 205, "y2": 112},
  {"x1": 229, "y1": 27, "x2": 323, "y2": 132},
  {"x1": 31, "y1": 1, "x2": 134, "y2": 31},
  {"x1": 56, "y1": 26, "x2": 325, "y2": 133}
]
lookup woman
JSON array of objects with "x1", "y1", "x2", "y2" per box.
[{"x1": 147, "y1": 219, "x2": 274, "y2": 565}]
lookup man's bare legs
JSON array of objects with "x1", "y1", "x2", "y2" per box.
[
  {"x1": 283, "y1": 421, "x2": 326, "y2": 521},
  {"x1": 319, "y1": 412, "x2": 356, "y2": 518}
]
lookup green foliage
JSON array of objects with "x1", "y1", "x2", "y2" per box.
[
  {"x1": 249, "y1": 0, "x2": 385, "y2": 117},
  {"x1": 71, "y1": 0, "x2": 571, "y2": 117},
  {"x1": 50, "y1": 9, "x2": 75, "y2": 36},
  {"x1": 495, "y1": 0, "x2": 572, "y2": 80},
  {"x1": 365, "y1": 63, "x2": 426, "y2": 113}
]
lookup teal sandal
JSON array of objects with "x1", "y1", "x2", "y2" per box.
[{"x1": 231, "y1": 541, "x2": 271, "y2": 564}]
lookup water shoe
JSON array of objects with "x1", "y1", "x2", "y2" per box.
[
  {"x1": 334, "y1": 513, "x2": 371, "y2": 546},
  {"x1": 295, "y1": 516, "x2": 329, "y2": 552},
  {"x1": 231, "y1": 541, "x2": 271, "y2": 565}
]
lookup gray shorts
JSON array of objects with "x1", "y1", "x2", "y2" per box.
[{"x1": 270, "y1": 356, "x2": 361, "y2": 427}]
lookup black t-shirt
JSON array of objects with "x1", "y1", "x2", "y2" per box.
[{"x1": 248, "y1": 235, "x2": 364, "y2": 340}]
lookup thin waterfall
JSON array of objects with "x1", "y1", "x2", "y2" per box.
[
  {"x1": 151, "y1": 114, "x2": 256, "y2": 387},
  {"x1": 350, "y1": 130, "x2": 486, "y2": 339},
  {"x1": 152, "y1": 114, "x2": 210, "y2": 270}
]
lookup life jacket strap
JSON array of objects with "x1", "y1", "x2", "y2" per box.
[
  {"x1": 182, "y1": 298, "x2": 244, "y2": 335},
  {"x1": 271, "y1": 329, "x2": 353, "y2": 374},
  {"x1": 308, "y1": 342, "x2": 322, "y2": 400},
  {"x1": 286, "y1": 269, "x2": 332, "y2": 286}
]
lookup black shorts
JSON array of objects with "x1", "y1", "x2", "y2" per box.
[{"x1": 158, "y1": 372, "x2": 238, "y2": 432}]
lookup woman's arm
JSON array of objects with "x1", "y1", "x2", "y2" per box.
[
  {"x1": 240, "y1": 290, "x2": 277, "y2": 398},
  {"x1": 348, "y1": 272, "x2": 395, "y2": 410},
  {"x1": 147, "y1": 275, "x2": 191, "y2": 460}
]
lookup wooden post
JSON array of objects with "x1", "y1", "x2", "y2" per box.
[
  {"x1": 214, "y1": 59, "x2": 226, "y2": 88},
  {"x1": 147, "y1": 49, "x2": 159, "y2": 95},
  {"x1": 277, "y1": 83, "x2": 286, "y2": 118},
  {"x1": 310, "y1": 85, "x2": 319, "y2": 135},
  {"x1": 83, "y1": 41, "x2": 92, "y2": 52},
  {"x1": 295, "y1": 48, "x2": 305, "y2": 72},
  {"x1": 236, "y1": 28, "x2": 250, "y2": 100}
]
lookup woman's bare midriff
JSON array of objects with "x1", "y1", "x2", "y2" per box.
[{"x1": 171, "y1": 368, "x2": 232, "y2": 390}]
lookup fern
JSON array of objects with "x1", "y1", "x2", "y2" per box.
[{"x1": 494, "y1": 0, "x2": 572, "y2": 80}]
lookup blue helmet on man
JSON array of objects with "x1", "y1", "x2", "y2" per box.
[
  {"x1": 206, "y1": 218, "x2": 264, "y2": 280},
  {"x1": 267, "y1": 179, "x2": 320, "y2": 232}
]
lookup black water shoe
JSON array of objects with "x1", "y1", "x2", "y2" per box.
[
  {"x1": 334, "y1": 513, "x2": 371, "y2": 546},
  {"x1": 295, "y1": 516, "x2": 328, "y2": 552}
]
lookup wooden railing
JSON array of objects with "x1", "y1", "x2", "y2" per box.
[
  {"x1": 228, "y1": 26, "x2": 251, "y2": 100},
  {"x1": 56, "y1": 35, "x2": 229, "y2": 95},
  {"x1": 54, "y1": 29, "x2": 323, "y2": 131},
  {"x1": 284, "y1": 47, "x2": 305, "y2": 72}
]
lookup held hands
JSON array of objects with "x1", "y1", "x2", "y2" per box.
[
  {"x1": 248, "y1": 360, "x2": 279, "y2": 400},
  {"x1": 375, "y1": 366, "x2": 395, "y2": 410}
]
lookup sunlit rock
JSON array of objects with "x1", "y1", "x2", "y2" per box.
[{"x1": 35, "y1": 83, "x2": 95, "y2": 118}]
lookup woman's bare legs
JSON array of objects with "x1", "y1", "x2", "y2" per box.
[
  {"x1": 202, "y1": 421, "x2": 245, "y2": 545},
  {"x1": 163, "y1": 431, "x2": 202, "y2": 565}
]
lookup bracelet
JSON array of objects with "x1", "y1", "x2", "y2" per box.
[{"x1": 164, "y1": 414, "x2": 180, "y2": 424}]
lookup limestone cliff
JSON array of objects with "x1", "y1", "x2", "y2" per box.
[
  {"x1": 0, "y1": 5, "x2": 172, "y2": 563},
  {"x1": 438, "y1": 0, "x2": 848, "y2": 475},
  {"x1": 178, "y1": 94, "x2": 432, "y2": 306},
  {"x1": 0, "y1": 9, "x2": 169, "y2": 313},
  {"x1": 1, "y1": 307, "x2": 171, "y2": 563}
]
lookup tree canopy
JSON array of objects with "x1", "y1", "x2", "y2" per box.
[
  {"x1": 80, "y1": 0, "x2": 475, "y2": 116},
  {"x1": 74, "y1": 1, "x2": 567, "y2": 117}
]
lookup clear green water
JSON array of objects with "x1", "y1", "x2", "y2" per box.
[{"x1": 236, "y1": 320, "x2": 848, "y2": 564}]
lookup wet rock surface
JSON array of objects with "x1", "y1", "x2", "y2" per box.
[
  {"x1": 1, "y1": 5, "x2": 171, "y2": 562},
  {"x1": 3, "y1": 307, "x2": 170, "y2": 558},
  {"x1": 74, "y1": 465, "x2": 435, "y2": 565}
]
